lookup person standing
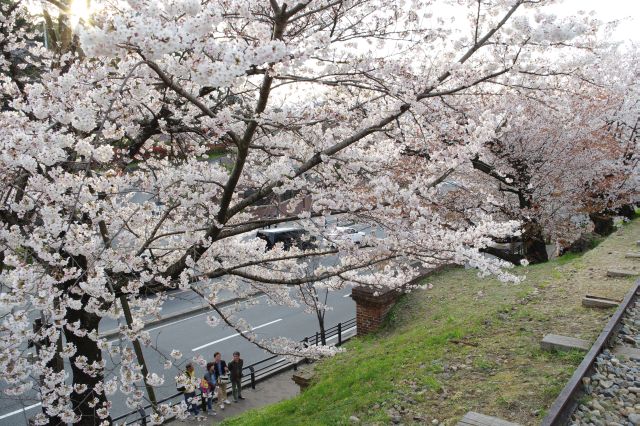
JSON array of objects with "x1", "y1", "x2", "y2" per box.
[
  {"x1": 177, "y1": 363, "x2": 200, "y2": 417},
  {"x1": 201, "y1": 362, "x2": 216, "y2": 416},
  {"x1": 213, "y1": 352, "x2": 231, "y2": 409},
  {"x1": 228, "y1": 351, "x2": 245, "y2": 402}
]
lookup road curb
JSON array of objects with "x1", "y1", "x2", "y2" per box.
[{"x1": 100, "y1": 292, "x2": 264, "y2": 341}]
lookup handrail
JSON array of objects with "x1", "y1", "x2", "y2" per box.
[
  {"x1": 112, "y1": 317, "x2": 357, "y2": 424},
  {"x1": 242, "y1": 354, "x2": 279, "y2": 369}
]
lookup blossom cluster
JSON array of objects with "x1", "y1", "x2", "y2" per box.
[{"x1": 0, "y1": 0, "x2": 636, "y2": 424}]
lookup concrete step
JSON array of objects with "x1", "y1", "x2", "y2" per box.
[
  {"x1": 607, "y1": 269, "x2": 639, "y2": 278},
  {"x1": 613, "y1": 345, "x2": 640, "y2": 361},
  {"x1": 626, "y1": 252, "x2": 640, "y2": 259},
  {"x1": 541, "y1": 334, "x2": 591, "y2": 352},
  {"x1": 582, "y1": 295, "x2": 619, "y2": 309},
  {"x1": 457, "y1": 411, "x2": 521, "y2": 426}
]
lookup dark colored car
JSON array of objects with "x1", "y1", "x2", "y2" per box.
[{"x1": 256, "y1": 227, "x2": 317, "y2": 251}]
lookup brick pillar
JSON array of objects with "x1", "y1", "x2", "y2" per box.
[{"x1": 351, "y1": 287, "x2": 399, "y2": 335}]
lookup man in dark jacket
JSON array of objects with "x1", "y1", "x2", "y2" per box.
[
  {"x1": 213, "y1": 352, "x2": 231, "y2": 408},
  {"x1": 228, "y1": 351, "x2": 245, "y2": 402}
]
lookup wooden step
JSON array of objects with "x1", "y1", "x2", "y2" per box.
[
  {"x1": 541, "y1": 334, "x2": 590, "y2": 352},
  {"x1": 457, "y1": 411, "x2": 521, "y2": 426},
  {"x1": 582, "y1": 295, "x2": 619, "y2": 309},
  {"x1": 626, "y1": 252, "x2": 640, "y2": 259},
  {"x1": 607, "y1": 269, "x2": 639, "y2": 278}
]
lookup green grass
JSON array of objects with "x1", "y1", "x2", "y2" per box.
[
  {"x1": 556, "y1": 235, "x2": 604, "y2": 265},
  {"x1": 202, "y1": 151, "x2": 228, "y2": 161},
  {"x1": 222, "y1": 220, "x2": 640, "y2": 426},
  {"x1": 556, "y1": 251, "x2": 583, "y2": 264},
  {"x1": 222, "y1": 267, "x2": 569, "y2": 425}
]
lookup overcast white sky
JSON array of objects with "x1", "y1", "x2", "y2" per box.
[{"x1": 551, "y1": 0, "x2": 640, "y2": 41}]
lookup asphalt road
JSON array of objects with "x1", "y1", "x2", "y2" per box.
[
  {"x1": 0, "y1": 215, "x2": 372, "y2": 424},
  {"x1": 98, "y1": 281, "x2": 240, "y2": 334},
  {"x1": 0, "y1": 286, "x2": 355, "y2": 425}
]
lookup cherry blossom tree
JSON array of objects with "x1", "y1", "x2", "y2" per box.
[
  {"x1": 461, "y1": 51, "x2": 640, "y2": 263},
  {"x1": 0, "y1": 0, "x2": 630, "y2": 424}
]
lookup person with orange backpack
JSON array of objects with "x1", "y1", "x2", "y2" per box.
[{"x1": 201, "y1": 362, "x2": 217, "y2": 416}]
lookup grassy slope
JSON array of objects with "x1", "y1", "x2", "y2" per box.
[{"x1": 222, "y1": 220, "x2": 640, "y2": 426}]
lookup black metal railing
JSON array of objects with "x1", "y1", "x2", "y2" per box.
[{"x1": 112, "y1": 317, "x2": 357, "y2": 425}]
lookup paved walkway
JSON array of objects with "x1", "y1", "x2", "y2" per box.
[{"x1": 169, "y1": 371, "x2": 299, "y2": 425}]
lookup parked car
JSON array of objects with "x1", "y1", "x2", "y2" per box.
[
  {"x1": 327, "y1": 225, "x2": 367, "y2": 246},
  {"x1": 256, "y1": 227, "x2": 318, "y2": 251},
  {"x1": 325, "y1": 224, "x2": 367, "y2": 247}
]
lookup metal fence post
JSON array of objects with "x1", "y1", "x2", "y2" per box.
[
  {"x1": 249, "y1": 366, "x2": 256, "y2": 389},
  {"x1": 315, "y1": 332, "x2": 319, "y2": 346},
  {"x1": 338, "y1": 322, "x2": 342, "y2": 346}
]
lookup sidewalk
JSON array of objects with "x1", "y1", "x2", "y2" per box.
[{"x1": 169, "y1": 370, "x2": 299, "y2": 425}]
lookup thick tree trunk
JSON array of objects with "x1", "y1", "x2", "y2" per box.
[
  {"x1": 316, "y1": 311, "x2": 327, "y2": 346},
  {"x1": 616, "y1": 204, "x2": 637, "y2": 220},
  {"x1": 63, "y1": 303, "x2": 111, "y2": 426},
  {"x1": 317, "y1": 288, "x2": 328, "y2": 346},
  {"x1": 522, "y1": 221, "x2": 548, "y2": 264},
  {"x1": 590, "y1": 213, "x2": 615, "y2": 236},
  {"x1": 480, "y1": 246, "x2": 525, "y2": 265},
  {"x1": 480, "y1": 222, "x2": 547, "y2": 265},
  {"x1": 119, "y1": 294, "x2": 157, "y2": 412},
  {"x1": 33, "y1": 315, "x2": 65, "y2": 426},
  {"x1": 319, "y1": 321, "x2": 326, "y2": 346}
]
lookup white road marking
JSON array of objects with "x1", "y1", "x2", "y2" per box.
[
  {"x1": 0, "y1": 402, "x2": 41, "y2": 420},
  {"x1": 146, "y1": 310, "x2": 211, "y2": 332},
  {"x1": 342, "y1": 293, "x2": 351, "y2": 298},
  {"x1": 147, "y1": 293, "x2": 268, "y2": 333},
  {"x1": 191, "y1": 319, "x2": 283, "y2": 352}
]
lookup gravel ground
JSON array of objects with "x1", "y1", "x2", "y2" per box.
[
  {"x1": 570, "y1": 301, "x2": 640, "y2": 426},
  {"x1": 613, "y1": 302, "x2": 640, "y2": 348}
]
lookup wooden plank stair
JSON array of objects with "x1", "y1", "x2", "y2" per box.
[{"x1": 457, "y1": 412, "x2": 521, "y2": 426}]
